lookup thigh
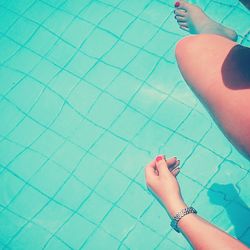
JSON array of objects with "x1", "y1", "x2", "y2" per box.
[{"x1": 175, "y1": 34, "x2": 250, "y2": 159}]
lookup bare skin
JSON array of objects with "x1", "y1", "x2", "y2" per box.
[
  {"x1": 145, "y1": 155, "x2": 249, "y2": 250},
  {"x1": 174, "y1": 0, "x2": 238, "y2": 41},
  {"x1": 175, "y1": 34, "x2": 250, "y2": 160}
]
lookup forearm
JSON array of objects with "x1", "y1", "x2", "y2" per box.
[{"x1": 164, "y1": 199, "x2": 248, "y2": 250}]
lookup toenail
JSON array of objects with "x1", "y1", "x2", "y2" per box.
[
  {"x1": 156, "y1": 156, "x2": 163, "y2": 162},
  {"x1": 175, "y1": 1, "x2": 180, "y2": 7}
]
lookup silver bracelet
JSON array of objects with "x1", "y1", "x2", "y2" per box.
[{"x1": 170, "y1": 207, "x2": 197, "y2": 233}]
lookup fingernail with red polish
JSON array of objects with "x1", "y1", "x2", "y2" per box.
[
  {"x1": 175, "y1": 1, "x2": 180, "y2": 7},
  {"x1": 156, "y1": 156, "x2": 163, "y2": 162}
]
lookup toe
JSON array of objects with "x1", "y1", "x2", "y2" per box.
[
  {"x1": 175, "y1": 15, "x2": 186, "y2": 22},
  {"x1": 175, "y1": 0, "x2": 190, "y2": 11},
  {"x1": 180, "y1": 25, "x2": 189, "y2": 32},
  {"x1": 174, "y1": 9, "x2": 186, "y2": 17}
]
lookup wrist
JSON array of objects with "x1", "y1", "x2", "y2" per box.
[{"x1": 163, "y1": 198, "x2": 187, "y2": 217}]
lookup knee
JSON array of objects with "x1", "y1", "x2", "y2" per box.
[{"x1": 175, "y1": 34, "x2": 209, "y2": 62}]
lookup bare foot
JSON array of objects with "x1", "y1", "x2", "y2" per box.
[{"x1": 174, "y1": 0, "x2": 238, "y2": 41}]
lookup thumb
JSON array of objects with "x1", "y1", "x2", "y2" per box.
[{"x1": 155, "y1": 155, "x2": 171, "y2": 176}]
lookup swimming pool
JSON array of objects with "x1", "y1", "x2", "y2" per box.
[{"x1": 0, "y1": 0, "x2": 249, "y2": 249}]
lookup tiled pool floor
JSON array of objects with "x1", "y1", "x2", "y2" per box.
[{"x1": 0, "y1": 0, "x2": 249, "y2": 249}]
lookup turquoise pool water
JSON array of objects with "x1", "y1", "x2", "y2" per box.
[{"x1": 0, "y1": 0, "x2": 249, "y2": 249}]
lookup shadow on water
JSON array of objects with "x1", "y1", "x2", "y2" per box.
[
  {"x1": 221, "y1": 45, "x2": 250, "y2": 90},
  {"x1": 239, "y1": 0, "x2": 250, "y2": 10},
  {"x1": 208, "y1": 183, "x2": 250, "y2": 247}
]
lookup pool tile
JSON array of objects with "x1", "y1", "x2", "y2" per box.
[
  {"x1": 0, "y1": 7, "x2": 19, "y2": 33},
  {"x1": 193, "y1": 188, "x2": 229, "y2": 221},
  {"x1": 167, "y1": 229, "x2": 191, "y2": 249},
  {"x1": 31, "y1": 129, "x2": 64, "y2": 157},
  {"x1": 78, "y1": 193, "x2": 112, "y2": 224},
  {"x1": 0, "y1": 139, "x2": 24, "y2": 166},
  {"x1": 237, "y1": 174, "x2": 250, "y2": 205},
  {"x1": 106, "y1": 72, "x2": 142, "y2": 103},
  {"x1": 66, "y1": 52, "x2": 96, "y2": 78},
  {"x1": 29, "y1": 161, "x2": 69, "y2": 197},
  {"x1": 205, "y1": 1, "x2": 233, "y2": 22},
  {"x1": 8, "y1": 149, "x2": 47, "y2": 180},
  {"x1": 112, "y1": 145, "x2": 151, "y2": 179},
  {"x1": 70, "y1": 119, "x2": 104, "y2": 150},
  {"x1": 43, "y1": 10, "x2": 74, "y2": 36},
  {"x1": 141, "y1": 201, "x2": 171, "y2": 236},
  {"x1": 80, "y1": 28, "x2": 117, "y2": 58},
  {"x1": 26, "y1": 27, "x2": 57, "y2": 55},
  {"x1": 56, "y1": 214, "x2": 95, "y2": 249},
  {"x1": 49, "y1": 71, "x2": 79, "y2": 98},
  {"x1": 0, "y1": 171, "x2": 24, "y2": 207},
  {"x1": 153, "y1": 97, "x2": 192, "y2": 130},
  {"x1": 177, "y1": 174, "x2": 203, "y2": 204},
  {"x1": 50, "y1": 105, "x2": 83, "y2": 137},
  {"x1": 90, "y1": 132, "x2": 126, "y2": 164},
  {"x1": 9, "y1": 222, "x2": 52, "y2": 250},
  {"x1": 46, "y1": 41, "x2": 75, "y2": 67},
  {"x1": 6, "y1": 77, "x2": 43, "y2": 113},
  {"x1": 52, "y1": 141, "x2": 84, "y2": 172},
  {"x1": 102, "y1": 206, "x2": 136, "y2": 240},
  {"x1": 95, "y1": 168, "x2": 130, "y2": 202},
  {"x1": 122, "y1": 19, "x2": 157, "y2": 47},
  {"x1": 0, "y1": 99, "x2": 25, "y2": 136},
  {"x1": 79, "y1": 1, "x2": 113, "y2": 24},
  {"x1": 29, "y1": 89, "x2": 64, "y2": 126},
  {"x1": 130, "y1": 84, "x2": 167, "y2": 117},
  {"x1": 0, "y1": 37, "x2": 20, "y2": 64},
  {"x1": 74, "y1": 154, "x2": 109, "y2": 189},
  {"x1": 67, "y1": 81, "x2": 101, "y2": 115},
  {"x1": 118, "y1": 182, "x2": 153, "y2": 218},
  {"x1": 87, "y1": 93, "x2": 125, "y2": 128},
  {"x1": 140, "y1": 1, "x2": 172, "y2": 26},
  {"x1": 8, "y1": 185, "x2": 49, "y2": 220},
  {"x1": 223, "y1": 7, "x2": 250, "y2": 36},
  {"x1": 0, "y1": 210, "x2": 26, "y2": 245},
  {"x1": 145, "y1": 30, "x2": 179, "y2": 56},
  {"x1": 8, "y1": 117, "x2": 45, "y2": 147},
  {"x1": 182, "y1": 146, "x2": 223, "y2": 186},
  {"x1": 161, "y1": 134, "x2": 196, "y2": 161},
  {"x1": 61, "y1": 0, "x2": 92, "y2": 15},
  {"x1": 118, "y1": 0, "x2": 151, "y2": 16},
  {"x1": 55, "y1": 176, "x2": 91, "y2": 210},
  {"x1": 62, "y1": 18, "x2": 94, "y2": 48},
  {"x1": 147, "y1": 60, "x2": 182, "y2": 94},
  {"x1": 43, "y1": 237, "x2": 70, "y2": 250},
  {"x1": 157, "y1": 238, "x2": 185, "y2": 250},
  {"x1": 6, "y1": 17, "x2": 38, "y2": 44},
  {"x1": 207, "y1": 161, "x2": 247, "y2": 201},
  {"x1": 125, "y1": 50, "x2": 159, "y2": 81},
  {"x1": 133, "y1": 121, "x2": 172, "y2": 154},
  {"x1": 103, "y1": 41, "x2": 139, "y2": 68},
  {"x1": 83, "y1": 228, "x2": 119, "y2": 250},
  {"x1": 24, "y1": 1, "x2": 54, "y2": 23},
  {"x1": 110, "y1": 107, "x2": 148, "y2": 140},
  {"x1": 124, "y1": 222, "x2": 162, "y2": 250},
  {"x1": 0, "y1": 67, "x2": 23, "y2": 96},
  {"x1": 30, "y1": 60, "x2": 60, "y2": 83},
  {"x1": 84, "y1": 62, "x2": 119, "y2": 89},
  {"x1": 5, "y1": 47, "x2": 41, "y2": 72},
  {"x1": 177, "y1": 110, "x2": 212, "y2": 141},
  {"x1": 100, "y1": 8, "x2": 134, "y2": 36}
]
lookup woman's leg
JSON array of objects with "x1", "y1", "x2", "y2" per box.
[{"x1": 175, "y1": 34, "x2": 250, "y2": 160}]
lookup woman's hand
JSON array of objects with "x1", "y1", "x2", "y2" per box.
[{"x1": 145, "y1": 155, "x2": 187, "y2": 216}]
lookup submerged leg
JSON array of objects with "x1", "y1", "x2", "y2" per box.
[{"x1": 175, "y1": 34, "x2": 250, "y2": 160}]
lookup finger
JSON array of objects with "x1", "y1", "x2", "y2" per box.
[
  {"x1": 169, "y1": 159, "x2": 180, "y2": 172},
  {"x1": 171, "y1": 167, "x2": 180, "y2": 177},
  {"x1": 155, "y1": 155, "x2": 171, "y2": 176},
  {"x1": 165, "y1": 157, "x2": 177, "y2": 167},
  {"x1": 145, "y1": 160, "x2": 157, "y2": 178}
]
